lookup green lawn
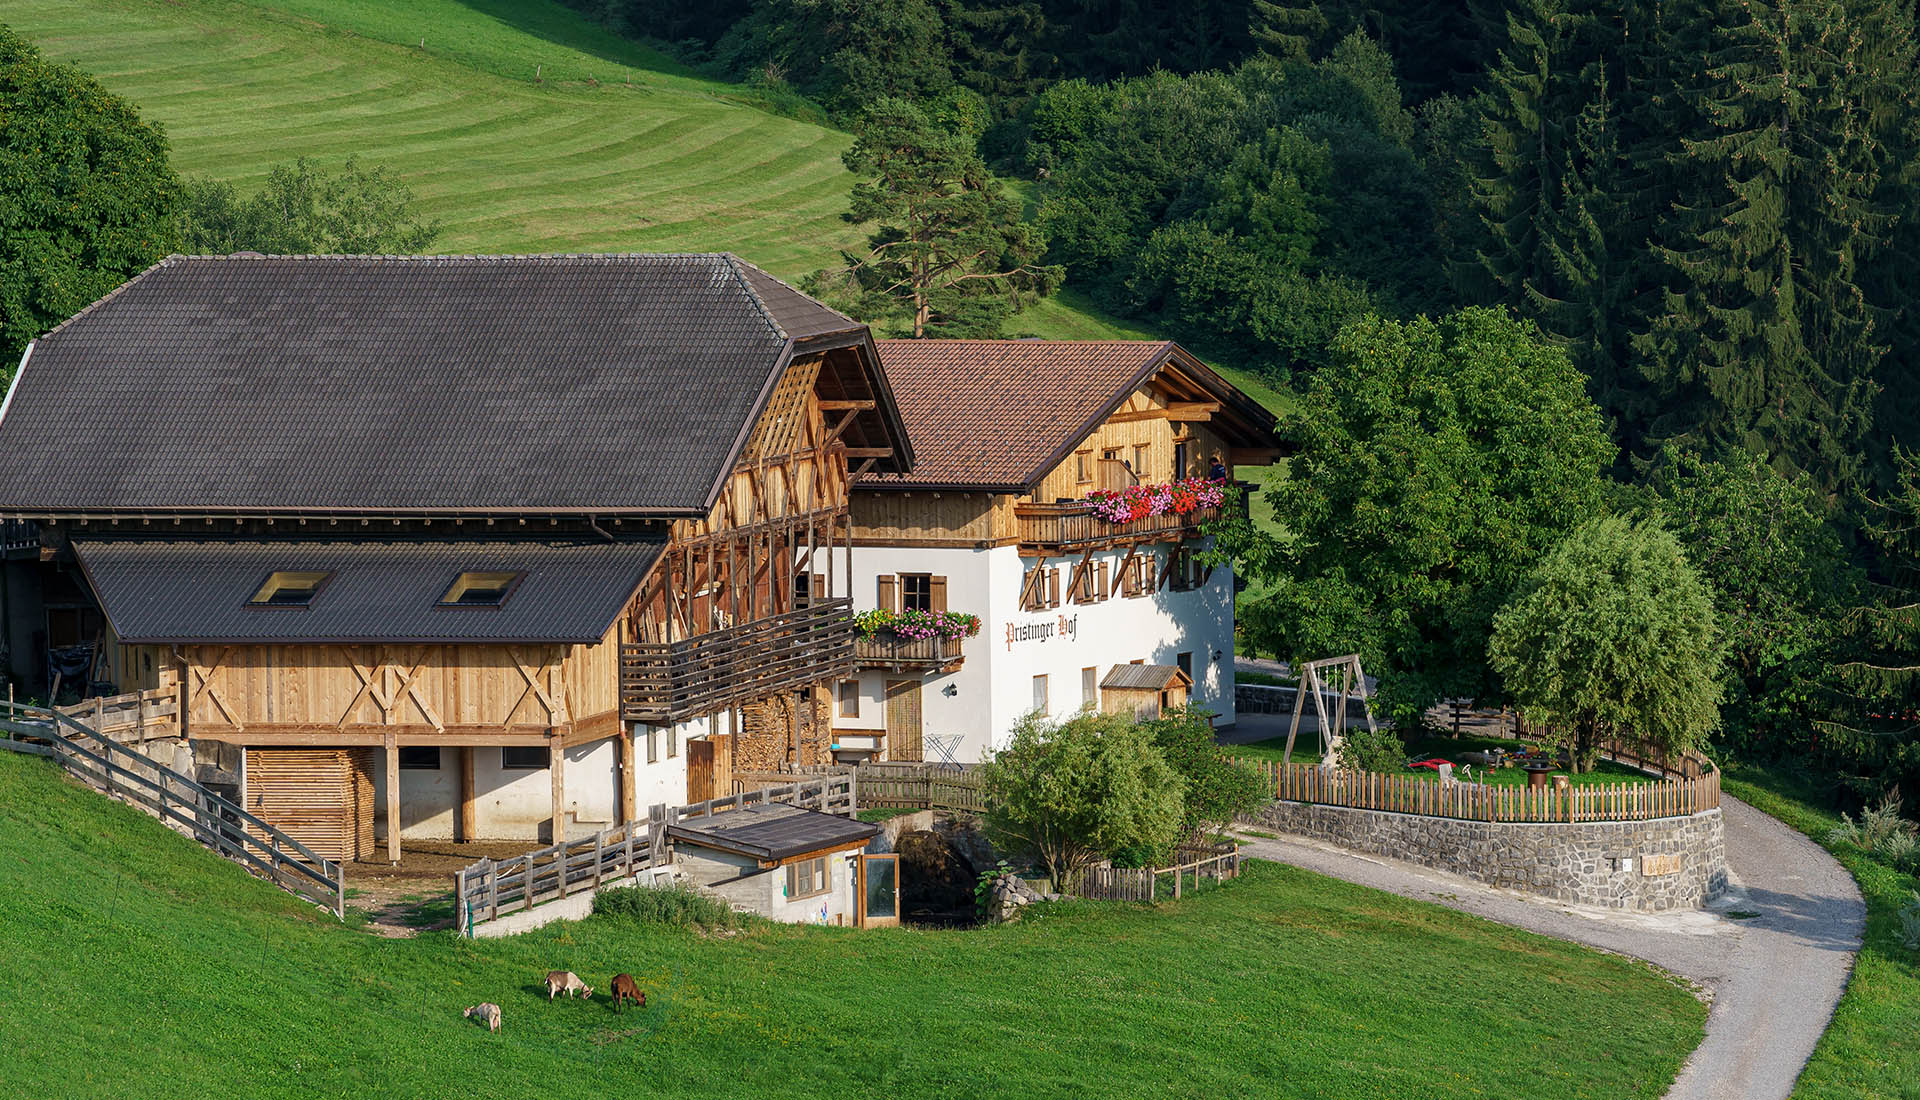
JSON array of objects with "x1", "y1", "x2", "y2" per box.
[
  {"x1": 1719, "y1": 764, "x2": 1920, "y2": 1099},
  {"x1": 1227, "y1": 733, "x2": 1664, "y2": 788},
  {"x1": 0, "y1": 750, "x2": 1702, "y2": 1098}
]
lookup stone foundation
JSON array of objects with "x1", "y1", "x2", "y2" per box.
[{"x1": 1253, "y1": 800, "x2": 1726, "y2": 910}]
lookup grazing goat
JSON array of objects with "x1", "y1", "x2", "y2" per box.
[
  {"x1": 546, "y1": 970, "x2": 593, "y2": 1000},
  {"x1": 463, "y1": 1003, "x2": 502, "y2": 1033},
  {"x1": 610, "y1": 973, "x2": 645, "y2": 1013}
]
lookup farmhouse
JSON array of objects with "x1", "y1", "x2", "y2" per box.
[
  {"x1": 836, "y1": 341, "x2": 1280, "y2": 763},
  {"x1": 0, "y1": 253, "x2": 911, "y2": 861}
]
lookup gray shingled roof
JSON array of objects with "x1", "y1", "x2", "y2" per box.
[
  {"x1": 1101, "y1": 664, "x2": 1190, "y2": 691},
  {"x1": 0, "y1": 254, "x2": 864, "y2": 514},
  {"x1": 74, "y1": 537, "x2": 664, "y2": 644},
  {"x1": 668, "y1": 802, "x2": 878, "y2": 861}
]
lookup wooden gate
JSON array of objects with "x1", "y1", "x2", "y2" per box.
[
  {"x1": 885, "y1": 680, "x2": 923, "y2": 762},
  {"x1": 686, "y1": 737, "x2": 717, "y2": 803}
]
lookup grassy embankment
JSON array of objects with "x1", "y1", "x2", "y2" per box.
[
  {"x1": 1718, "y1": 764, "x2": 1920, "y2": 1099},
  {"x1": 0, "y1": 750, "x2": 1703, "y2": 1099}
]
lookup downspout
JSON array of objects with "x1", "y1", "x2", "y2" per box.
[{"x1": 587, "y1": 516, "x2": 616, "y2": 542}]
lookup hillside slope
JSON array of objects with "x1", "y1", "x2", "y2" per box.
[{"x1": 0, "y1": 750, "x2": 1702, "y2": 1098}]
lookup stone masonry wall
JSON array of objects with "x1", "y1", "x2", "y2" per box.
[{"x1": 1253, "y1": 800, "x2": 1727, "y2": 911}]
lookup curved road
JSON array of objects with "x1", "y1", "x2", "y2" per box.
[{"x1": 1233, "y1": 796, "x2": 1863, "y2": 1100}]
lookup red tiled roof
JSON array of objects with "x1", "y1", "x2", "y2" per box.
[{"x1": 865, "y1": 340, "x2": 1176, "y2": 491}]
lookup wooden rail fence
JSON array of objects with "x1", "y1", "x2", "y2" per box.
[
  {"x1": 454, "y1": 816, "x2": 666, "y2": 932},
  {"x1": 56, "y1": 686, "x2": 179, "y2": 743},
  {"x1": 1259, "y1": 761, "x2": 1720, "y2": 823},
  {"x1": 1065, "y1": 843, "x2": 1243, "y2": 902},
  {"x1": 737, "y1": 762, "x2": 985, "y2": 815},
  {"x1": 620, "y1": 598, "x2": 855, "y2": 724},
  {"x1": 455, "y1": 773, "x2": 862, "y2": 934},
  {"x1": 0, "y1": 700, "x2": 344, "y2": 917}
]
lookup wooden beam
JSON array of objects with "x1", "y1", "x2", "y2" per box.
[
  {"x1": 618, "y1": 728, "x2": 636, "y2": 827},
  {"x1": 818, "y1": 399, "x2": 876, "y2": 411},
  {"x1": 191, "y1": 723, "x2": 556, "y2": 746},
  {"x1": 385, "y1": 730, "x2": 400, "y2": 864},
  {"x1": 549, "y1": 729, "x2": 567, "y2": 845},
  {"x1": 1107, "y1": 401, "x2": 1220, "y2": 425},
  {"x1": 1228, "y1": 447, "x2": 1282, "y2": 466},
  {"x1": 459, "y1": 746, "x2": 476, "y2": 843},
  {"x1": 559, "y1": 709, "x2": 622, "y2": 748},
  {"x1": 841, "y1": 447, "x2": 893, "y2": 459}
]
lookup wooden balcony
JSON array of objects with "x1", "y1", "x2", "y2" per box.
[
  {"x1": 852, "y1": 633, "x2": 964, "y2": 673},
  {"x1": 1015, "y1": 501, "x2": 1222, "y2": 555},
  {"x1": 620, "y1": 597, "x2": 855, "y2": 725}
]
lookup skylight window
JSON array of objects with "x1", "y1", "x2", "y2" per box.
[
  {"x1": 247, "y1": 571, "x2": 331, "y2": 607},
  {"x1": 439, "y1": 571, "x2": 522, "y2": 607}
]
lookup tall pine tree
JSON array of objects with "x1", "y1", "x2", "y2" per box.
[{"x1": 1635, "y1": 0, "x2": 1915, "y2": 492}]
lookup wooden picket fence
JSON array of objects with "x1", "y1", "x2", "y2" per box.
[
  {"x1": 1258, "y1": 760, "x2": 1720, "y2": 823},
  {"x1": 0, "y1": 700, "x2": 345, "y2": 917},
  {"x1": 1064, "y1": 843, "x2": 1243, "y2": 902}
]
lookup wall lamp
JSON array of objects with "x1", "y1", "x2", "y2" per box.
[{"x1": 942, "y1": 684, "x2": 959, "y2": 697}]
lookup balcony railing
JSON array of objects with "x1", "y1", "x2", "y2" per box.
[
  {"x1": 1015, "y1": 501, "x2": 1222, "y2": 553},
  {"x1": 620, "y1": 597, "x2": 855, "y2": 725},
  {"x1": 852, "y1": 633, "x2": 964, "y2": 672}
]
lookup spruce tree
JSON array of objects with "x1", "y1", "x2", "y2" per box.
[{"x1": 1634, "y1": 0, "x2": 1917, "y2": 491}]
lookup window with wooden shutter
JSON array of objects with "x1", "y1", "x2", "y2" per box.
[
  {"x1": 1075, "y1": 450, "x2": 1093, "y2": 484},
  {"x1": 1047, "y1": 567, "x2": 1061, "y2": 608},
  {"x1": 1096, "y1": 561, "x2": 1110, "y2": 602},
  {"x1": 837, "y1": 680, "x2": 860, "y2": 718},
  {"x1": 877, "y1": 574, "x2": 898, "y2": 612},
  {"x1": 1140, "y1": 554, "x2": 1157, "y2": 593},
  {"x1": 1020, "y1": 567, "x2": 1048, "y2": 612},
  {"x1": 929, "y1": 576, "x2": 947, "y2": 613}
]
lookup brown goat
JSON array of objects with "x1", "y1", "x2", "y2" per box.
[{"x1": 610, "y1": 973, "x2": 645, "y2": 1013}]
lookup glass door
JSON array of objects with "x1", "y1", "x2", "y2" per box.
[{"x1": 858, "y1": 854, "x2": 899, "y2": 928}]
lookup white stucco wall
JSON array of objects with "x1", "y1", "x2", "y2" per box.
[
  {"x1": 846, "y1": 540, "x2": 1239, "y2": 762},
  {"x1": 675, "y1": 845, "x2": 862, "y2": 926},
  {"x1": 379, "y1": 739, "x2": 623, "y2": 843}
]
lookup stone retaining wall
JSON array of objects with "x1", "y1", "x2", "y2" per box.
[
  {"x1": 1252, "y1": 800, "x2": 1726, "y2": 910},
  {"x1": 1235, "y1": 683, "x2": 1293, "y2": 715}
]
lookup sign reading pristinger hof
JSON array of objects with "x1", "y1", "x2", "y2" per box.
[{"x1": 1004, "y1": 614, "x2": 1079, "y2": 651}]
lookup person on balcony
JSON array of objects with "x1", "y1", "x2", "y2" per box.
[{"x1": 1207, "y1": 454, "x2": 1229, "y2": 482}]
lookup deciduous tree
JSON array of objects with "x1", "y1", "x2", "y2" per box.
[
  {"x1": 0, "y1": 26, "x2": 180, "y2": 369},
  {"x1": 980, "y1": 711, "x2": 1186, "y2": 889},
  {"x1": 180, "y1": 157, "x2": 439, "y2": 256},
  {"x1": 1233, "y1": 308, "x2": 1614, "y2": 716},
  {"x1": 1489, "y1": 516, "x2": 1725, "y2": 771}
]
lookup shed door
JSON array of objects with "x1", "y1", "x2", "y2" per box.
[
  {"x1": 885, "y1": 680, "x2": 923, "y2": 762},
  {"x1": 686, "y1": 738, "x2": 717, "y2": 803},
  {"x1": 858, "y1": 853, "x2": 900, "y2": 929}
]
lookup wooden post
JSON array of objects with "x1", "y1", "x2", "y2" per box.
[
  {"x1": 384, "y1": 731, "x2": 400, "y2": 864},
  {"x1": 593, "y1": 830, "x2": 606, "y2": 888},
  {"x1": 618, "y1": 729, "x2": 636, "y2": 826},
  {"x1": 487, "y1": 864, "x2": 500, "y2": 921},
  {"x1": 647, "y1": 802, "x2": 667, "y2": 868},
  {"x1": 458, "y1": 746, "x2": 476, "y2": 843},
  {"x1": 549, "y1": 731, "x2": 566, "y2": 846},
  {"x1": 454, "y1": 869, "x2": 465, "y2": 937}
]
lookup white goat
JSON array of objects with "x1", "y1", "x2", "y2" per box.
[
  {"x1": 463, "y1": 1003, "x2": 502, "y2": 1032},
  {"x1": 545, "y1": 970, "x2": 593, "y2": 1000}
]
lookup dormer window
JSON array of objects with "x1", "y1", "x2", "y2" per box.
[
  {"x1": 439, "y1": 571, "x2": 522, "y2": 607},
  {"x1": 247, "y1": 571, "x2": 331, "y2": 607}
]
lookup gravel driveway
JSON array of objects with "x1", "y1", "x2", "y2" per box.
[{"x1": 1232, "y1": 796, "x2": 1863, "y2": 1100}]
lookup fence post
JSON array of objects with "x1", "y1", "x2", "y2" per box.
[
  {"x1": 846, "y1": 770, "x2": 859, "y2": 818},
  {"x1": 594, "y1": 830, "x2": 606, "y2": 888},
  {"x1": 454, "y1": 869, "x2": 465, "y2": 936},
  {"x1": 335, "y1": 864, "x2": 346, "y2": 922},
  {"x1": 487, "y1": 863, "x2": 500, "y2": 921}
]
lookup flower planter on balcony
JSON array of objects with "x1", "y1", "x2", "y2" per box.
[{"x1": 852, "y1": 632, "x2": 965, "y2": 672}]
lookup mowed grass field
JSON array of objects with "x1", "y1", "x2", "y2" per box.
[
  {"x1": 0, "y1": 751, "x2": 1702, "y2": 1099},
  {"x1": 4, "y1": 0, "x2": 862, "y2": 273}
]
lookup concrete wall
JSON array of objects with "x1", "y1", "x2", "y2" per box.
[
  {"x1": 845, "y1": 542, "x2": 1239, "y2": 762},
  {"x1": 1252, "y1": 800, "x2": 1727, "y2": 911},
  {"x1": 675, "y1": 844, "x2": 861, "y2": 926}
]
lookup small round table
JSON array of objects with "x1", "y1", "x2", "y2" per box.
[{"x1": 1524, "y1": 765, "x2": 1555, "y2": 788}]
